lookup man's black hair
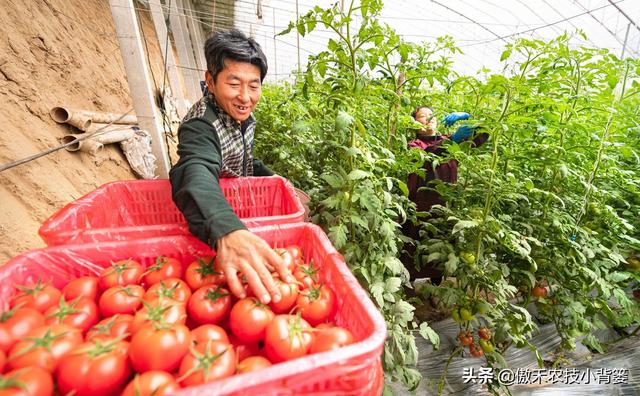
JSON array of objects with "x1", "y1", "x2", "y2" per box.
[{"x1": 204, "y1": 29, "x2": 268, "y2": 82}]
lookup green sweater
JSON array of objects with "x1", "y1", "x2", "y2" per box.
[{"x1": 169, "y1": 95, "x2": 273, "y2": 247}]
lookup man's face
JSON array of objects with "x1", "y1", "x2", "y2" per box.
[{"x1": 206, "y1": 59, "x2": 262, "y2": 123}]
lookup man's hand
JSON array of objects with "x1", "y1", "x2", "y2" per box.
[
  {"x1": 442, "y1": 112, "x2": 470, "y2": 127},
  {"x1": 216, "y1": 229, "x2": 292, "y2": 304}
]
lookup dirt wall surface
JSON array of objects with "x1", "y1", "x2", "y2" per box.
[{"x1": 0, "y1": 0, "x2": 175, "y2": 263}]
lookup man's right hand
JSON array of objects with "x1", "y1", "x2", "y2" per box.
[{"x1": 215, "y1": 229, "x2": 292, "y2": 304}]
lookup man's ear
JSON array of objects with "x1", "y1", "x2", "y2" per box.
[{"x1": 205, "y1": 70, "x2": 215, "y2": 92}]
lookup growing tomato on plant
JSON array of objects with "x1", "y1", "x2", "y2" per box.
[
  {"x1": 98, "y1": 259, "x2": 144, "y2": 290},
  {"x1": 532, "y1": 285, "x2": 548, "y2": 298},
  {"x1": 229, "y1": 297, "x2": 275, "y2": 343},
  {"x1": 295, "y1": 283, "x2": 335, "y2": 326},
  {"x1": 459, "y1": 308, "x2": 474, "y2": 322},
  {"x1": 264, "y1": 314, "x2": 313, "y2": 363},
  {"x1": 142, "y1": 256, "x2": 183, "y2": 287},
  {"x1": 478, "y1": 339, "x2": 494, "y2": 353},
  {"x1": 478, "y1": 327, "x2": 491, "y2": 340},
  {"x1": 121, "y1": 371, "x2": 180, "y2": 396},
  {"x1": 457, "y1": 331, "x2": 473, "y2": 346},
  {"x1": 177, "y1": 340, "x2": 236, "y2": 386},
  {"x1": 56, "y1": 338, "x2": 132, "y2": 396},
  {"x1": 188, "y1": 285, "x2": 232, "y2": 325}
]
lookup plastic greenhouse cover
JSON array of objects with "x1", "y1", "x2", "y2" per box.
[{"x1": 1, "y1": 223, "x2": 386, "y2": 396}]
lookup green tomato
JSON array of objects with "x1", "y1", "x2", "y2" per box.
[
  {"x1": 451, "y1": 308, "x2": 462, "y2": 323},
  {"x1": 459, "y1": 308, "x2": 474, "y2": 322},
  {"x1": 479, "y1": 339, "x2": 494, "y2": 353},
  {"x1": 625, "y1": 256, "x2": 640, "y2": 272},
  {"x1": 460, "y1": 252, "x2": 476, "y2": 265}
]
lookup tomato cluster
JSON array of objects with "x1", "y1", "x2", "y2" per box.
[
  {"x1": 0, "y1": 246, "x2": 354, "y2": 395},
  {"x1": 457, "y1": 326, "x2": 494, "y2": 358}
]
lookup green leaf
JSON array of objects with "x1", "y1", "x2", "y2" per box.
[
  {"x1": 296, "y1": 21, "x2": 306, "y2": 36},
  {"x1": 348, "y1": 169, "x2": 370, "y2": 180},
  {"x1": 444, "y1": 252, "x2": 459, "y2": 273},
  {"x1": 500, "y1": 48, "x2": 512, "y2": 61},
  {"x1": 418, "y1": 322, "x2": 440, "y2": 349},
  {"x1": 384, "y1": 256, "x2": 405, "y2": 275},
  {"x1": 452, "y1": 220, "x2": 479, "y2": 234}
]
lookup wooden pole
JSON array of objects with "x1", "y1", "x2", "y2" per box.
[
  {"x1": 108, "y1": 0, "x2": 171, "y2": 178},
  {"x1": 168, "y1": 0, "x2": 201, "y2": 102}
]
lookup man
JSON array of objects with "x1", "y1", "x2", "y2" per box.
[{"x1": 170, "y1": 29, "x2": 291, "y2": 305}]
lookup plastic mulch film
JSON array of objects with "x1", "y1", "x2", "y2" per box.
[
  {"x1": 1, "y1": 223, "x2": 386, "y2": 396},
  {"x1": 390, "y1": 312, "x2": 639, "y2": 395},
  {"x1": 37, "y1": 176, "x2": 306, "y2": 246}
]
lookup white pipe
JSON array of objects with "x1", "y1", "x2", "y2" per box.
[
  {"x1": 50, "y1": 107, "x2": 138, "y2": 131},
  {"x1": 62, "y1": 128, "x2": 136, "y2": 154}
]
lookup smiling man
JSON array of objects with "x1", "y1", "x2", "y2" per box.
[{"x1": 170, "y1": 29, "x2": 291, "y2": 306}]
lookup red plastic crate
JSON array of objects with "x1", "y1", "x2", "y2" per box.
[
  {"x1": 1, "y1": 223, "x2": 386, "y2": 396},
  {"x1": 38, "y1": 176, "x2": 306, "y2": 246}
]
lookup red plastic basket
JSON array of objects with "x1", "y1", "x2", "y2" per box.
[
  {"x1": 38, "y1": 176, "x2": 306, "y2": 246},
  {"x1": 1, "y1": 223, "x2": 386, "y2": 396}
]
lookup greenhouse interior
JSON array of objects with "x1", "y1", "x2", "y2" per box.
[{"x1": 0, "y1": 0, "x2": 638, "y2": 395}]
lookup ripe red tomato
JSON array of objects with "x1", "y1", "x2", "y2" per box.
[
  {"x1": 10, "y1": 280, "x2": 61, "y2": 313},
  {"x1": 285, "y1": 245, "x2": 304, "y2": 262},
  {"x1": 177, "y1": 340, "x2": 236, "y2": 386},
  {"x1": 0, "y1": 349, "x2": 5, "y2": 373},
  {"x1": 274, "y1": 248, "x2": 296, "y2": 273},
  {"x1": 129, "y1": 323, "x2": 190, "y2": 373},
  {"x1": 532, "y1": 285, "x2": 548, "y2": 298},
  {"x1": 62, "y1": 276, "x2": 99, "y2": 302},
  {"x1": 264, "y1": 314, "x2": 312, "y2": 363},
  {"x1": 98, "y1": 259, "x2": 143, "y2": 290},
  {"x1": 121, "y1": 371, "x2": 180, "y2": 396},
  {"x1": 228, "y1": 333, "x2": 261, "y2": 362},
  {"x1": 130, "y1": 300, "x2": 187, "y2": 334},
  {"x1": 310, "y1": 325, "x2": 354, "y2": 353},
  {"x1": 293, "y1": 262, "x2": 319, "y2": 288},
  {"x1": 457, "y1": 331, "x2": 473, "y2": 346},
  {"x1": 142, "y1": 256, "x2": 183, "y2": 287},
  {"x1": 56, "y1": 338, "x2": 132, "y2": 396},
  {"x1": 98, "y1": 285, "x2": 144, "y2": 317},
  {"x1": 0, "y1": 306, "x2": 45, "y2": 353},
  {"x1": 229, "y1": 297, "x2": 275, "y2": 343},
  {"x1": 7, "y1": 323, "x2": 83, "y2": 372},
  {"x1": 86, "y1": 314, "x2": 134, "y2": 342},
  {"x1": 237, "y1": 355, "x2": 272, "y2": 374},
  {"x1": 268, "y1": 279, "x2": 299, "y2": 314},
  {"x1": 0, "y1": 366, "x2": 54, "y2": 396},
  {"x1": 144, "y1": 278, "x2": 192, "y2": 305},
  {"x1": 184, "y1": 256, "x2": 225, "y2": 291},
  {"x1": 478, "y1": 327, "x2": 491, "y2": 340},
  {"x1": 187, "y1": 285, "x2": 232, "y2": 325},
  {"x1": 295, "y1": 283, "x2": 336, "y2": 326},
  {"x1": 469, "y1": 343, "x2": 484, "y2": 358},
  {"x1": 44, "y1": 296, "x2": 99, "y2": 333},
  {"x1": 191, "y1": 324, "x2": 229, "y2": 346}
]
